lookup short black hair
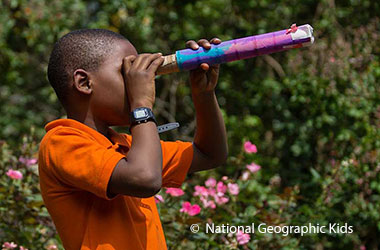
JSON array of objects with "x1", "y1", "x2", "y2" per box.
[{"x1": 47, "y1": 29, "x2": 127, "y2": 106}]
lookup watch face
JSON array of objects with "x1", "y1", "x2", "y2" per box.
[{"x1": 134, "y1": 109, "x2": 148, "y2": 119}]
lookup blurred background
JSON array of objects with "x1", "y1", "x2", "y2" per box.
[{"x1": 0, "y1": 0, "x2": 379, "y2": 249}]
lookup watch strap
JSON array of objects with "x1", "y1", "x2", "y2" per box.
[
  {"x1": 157, "y1": 122, "x2": 180, "y2": 133},
  {"x1": 129, "y1": 107, "x2": 180, "y2": 134}
]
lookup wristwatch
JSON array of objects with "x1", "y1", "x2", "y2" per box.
[
  {"x1": 129, "y1": 107, "x2": 157, "y2": 132},
  {"x1": 129, "y1": 107, "x2": 181, "y2": 134}
]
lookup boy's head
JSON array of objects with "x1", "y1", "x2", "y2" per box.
[{"x1": 48, "y1": 29, "x2": 137, "y2": 126}]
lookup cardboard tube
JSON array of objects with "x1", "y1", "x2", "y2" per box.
[
  {"x1": 156, "y1": 54, "x2": 179, "y2": 75},
  {"x1": 156, "y1": 24, "x2": 314, "y2": 75}
]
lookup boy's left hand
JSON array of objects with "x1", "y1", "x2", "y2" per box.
[{"x1": 186, "y1": 38, "x2": 221, "y2": 95}]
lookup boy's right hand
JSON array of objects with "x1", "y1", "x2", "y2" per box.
[{"x1": 122, "y1": 53, "x2": 164, "y2": 110}]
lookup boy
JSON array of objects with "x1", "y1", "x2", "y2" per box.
[{"x1": 38, "y1": 29, "x2": 228, "y2": 250}]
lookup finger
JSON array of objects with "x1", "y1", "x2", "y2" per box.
[
  {"x1": 210, "y1": 37, "x2": 221, "y2": 44},
  {"x1": 185, "y1": 40, "x2": 200, "y2": 50},
  {"x1": 197, "y1": 39, "x2": 211, "y2": 49},
  {"x1": 208, "y1": 65, "x2": 220, "y2": 85},
  {"x1": 122, "y1": 55, "x2": 136, "y2": 75},
  {"x1": 142, "y1": 53, "x2": 162, "y2": 69},
  {"x1": 131, "y1": 53, "x2": 150, "y2": 69},
  {"x1": 200, "y1": 63, "x2": 209, "y2": 71},
  {"x1": 135, "y1": 53, "x2": 162, "y2": 69},
  {"x1": 189, "y1": 67, "x2": 204, "y2": 82},
  {"x1": 209, "y1": 64, "x2": 220, "y2": 75},
  {"x1": 148, "y1": 56, "x2": 165, "y2": 73},
  {"x1": 210, "y1": 64, "x2": 220, "y2": 71}
]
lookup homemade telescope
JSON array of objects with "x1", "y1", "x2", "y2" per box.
[{"x1": 157, "y1": 24, "x2": 314, "y2": 75}]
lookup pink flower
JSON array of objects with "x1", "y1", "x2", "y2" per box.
[
  {"x1": 216, "y1": 181, "x2": 227, "y2": 195},
  {"x1": 188, "y1": 204, "x2": 201, "y2": 216},
  {"x1": 165, "y1": 187, "x2": 184, "y2": 197},
  {"x1": 246, "y1": 163, "x2": 261, "y2": 173},
  {"x1": 207, "y1": 187, "x2": 216, "y2": 196},
  {"x1": 46, "y1": 245, "x2": 58, "y2": 250},
  {"x1": 206, "y1": 200, "x2": 216, "y2": 209},
  {"x1": 2, "y1": 242, "x2": 17, "y2": 249},
  {"x1": 356, "y1": 178, "x2": 364, "y2": 185},
  {"x1": 236, "y1": 231, "x2": 250, "y2": 245},
  {"x1": 241, "y1": 171, "x2": 250, "y2": 181},
  {"x1": 221, "y1": 176, "x2": 228, "y2": 181},
  {"x1": 227, "y1": 183, "x2": 240, "y2": 195},
  {"x1": 19, "y1": 157, "x2": 37, "y2": 166},
  {"x1": 20, "y1": 246, "x2": 28, "y2": 250},
  {"x1": 200, "y1": 196, "x2": 216, "y2": 209},
  {"x1": 180, "y1": 201, "x2": 192, "y2": 211},
  {"x1": 180, "y1": 202, "x2": 201, "y2": 216},
  {"x1": 214, "y1": 195, "x2": 229, "y2": 205},
  {"x1": 244, "y1": 141, "x2": 257, "y2": 154},
  {"x1": 6, "y1": 169, "x2": 23, "y2": 180},
  {"x1": 205, "y1": 177, "x2": 216, "y2": 187},
  {"x1": 193, "y1": 185, "x2": 209, "y2": 197},
  {"x1": 329, "y1": 158, "x2": 336, "y2": 166},
  {"x1": 154, "y1": 194, "x2": 164, "y2": 203}
]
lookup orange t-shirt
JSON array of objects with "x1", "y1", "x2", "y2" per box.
[{"x1": 38, "y1": 119, "x2": 194, "y2": 250}]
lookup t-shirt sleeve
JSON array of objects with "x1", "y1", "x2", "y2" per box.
[
  {"x1": 160, "y1": 140, "x2": 194, "y2": 188},
  {"x1": 43, "y1": 128, "x2": 125, "y2": 200}
]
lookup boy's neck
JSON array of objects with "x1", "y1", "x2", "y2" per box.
[{"x1": 67, "y1": 113, "x2": 110, "y2": 140}]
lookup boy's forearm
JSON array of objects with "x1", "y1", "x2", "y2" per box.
[
  {"x1": 192, "y1": 90, "x2": 228, "y2": 165},
  {"x1": 107, "y1": 121, "x2": 162, "y2": 198},
  {"x1": 128, "y1": 122, "x2": 163, "y2": 186}
]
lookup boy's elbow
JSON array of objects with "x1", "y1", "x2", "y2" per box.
[
  {"x1": 139, "y1": 171, "x2": 162, "y2": 197},
  {"x1": 109, "y1": 160, "x2": 162, "y2": 198},
  {"x1": 145, "y1": 178, "x2": 162, "y2": 197},
  {"x1": 139, "y1": 186, "x2": 161, "y2": 198}
]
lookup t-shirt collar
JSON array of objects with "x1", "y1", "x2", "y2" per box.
[{"x1": 45, "y1": 119, "x2": 130, "y2": 149}]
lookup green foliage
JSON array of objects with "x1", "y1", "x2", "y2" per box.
[
  {"x1": 0, "y1": 135, "x2": 61, "y2": 249},
  {"x1": 0, "y1": 0, "x2": 379, "y2": 249}
]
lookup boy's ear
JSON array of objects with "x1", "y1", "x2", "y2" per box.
[{"x1": 73, "y1": 69, "x2": 93, "y2": 95}]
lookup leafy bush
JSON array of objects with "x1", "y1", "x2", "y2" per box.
[
  {"x1": 0, "y1": 0, "x2": 379, "y2": 249},
  {"x1": 0, "y1": 135, "x2": 60, "y2": 249}
]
